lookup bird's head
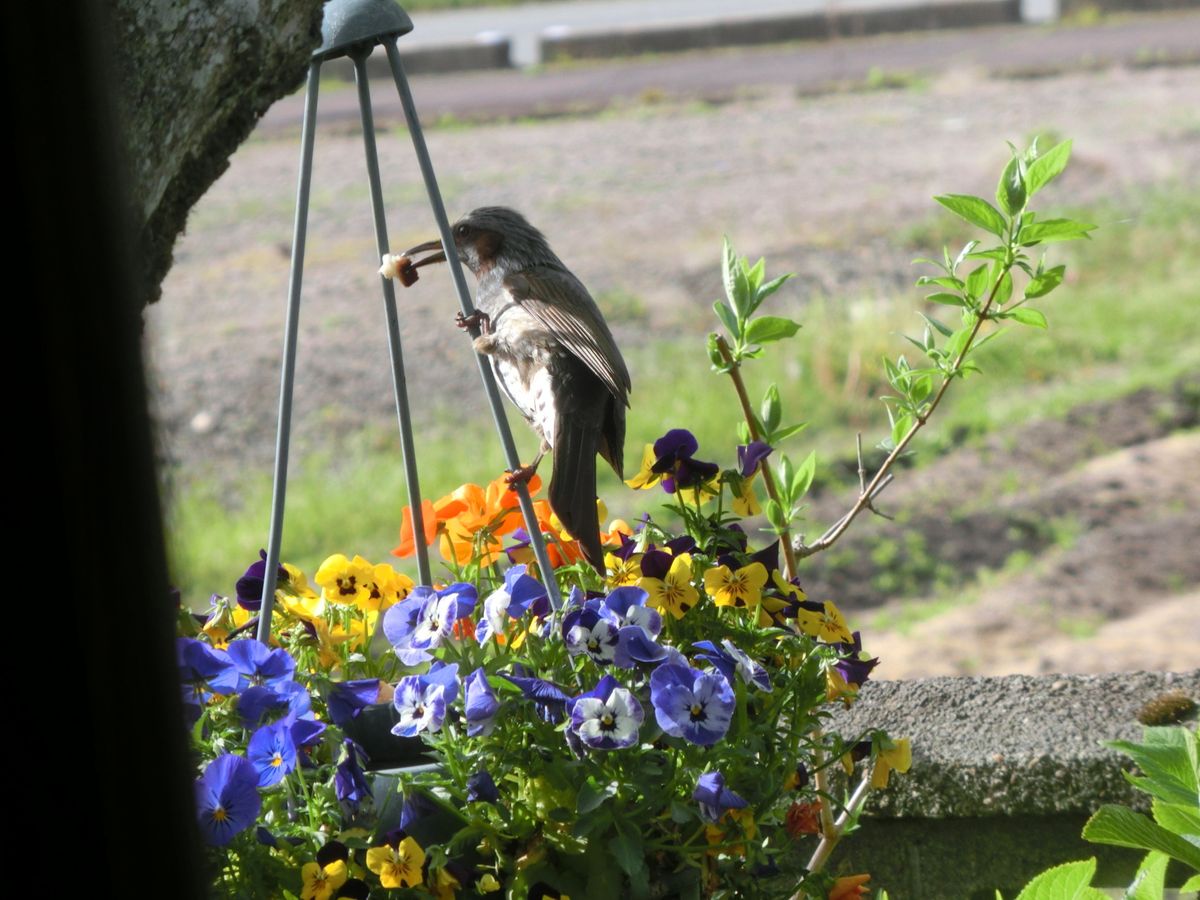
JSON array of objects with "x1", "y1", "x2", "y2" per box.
[{"x1": 399, "y1": 207, "x2": 560, "y2": 278}]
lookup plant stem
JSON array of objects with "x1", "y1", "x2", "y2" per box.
[
  {"x1": 796, "y1": 269, "x2": 1008, "y2": 560},
  {"x1": 809, "y1": 733, "x2": 838, "y2": 840},
  {"x1": 713, "y1": 335, "x2": 799, "y2": 580},
  {"x1": 796, "y1": 767, "x2": 875, "y2": 892}
]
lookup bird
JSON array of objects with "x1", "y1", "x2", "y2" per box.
[{"x1": 392, "y1": 207, "x2": 630, "y2": 572}]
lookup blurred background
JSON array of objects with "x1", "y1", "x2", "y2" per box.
[{"x1": 146, "y1": 0, "x2": 1200, "y2": 678}]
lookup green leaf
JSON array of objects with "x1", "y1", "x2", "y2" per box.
[
  {"x1": 891, "y1": 413, "x2": 914, "y2": 447},
  {"x1": 761, "y1": 384, "x2": 782, "y2": 434},
  {"x1": 953, "y1": 239, "x2": 981, "y2": 272},
  {"x1": 1108, "y1": 727, "x2": 1199, "y2": 807},
  {"x1": 1083, "y1": 805, "x2": 1200, "y2": 871},
  {"x1": 990, "y1": 269, "x2": 1014, "y2": 308},
  {"x1": 778, "y1": 454, "x2": 795, "y2": 504},
  {"x1": 1025, "y1": 265, "x2": 1066, "y2": 298},
  {"x1": 911, "y1": 374, "x2": 933, "y2": 403},
  {"x1": 1026, "y1": 139, "x2": 1072, "y2": 197},
  {"x1": 1152, "y1": 798, "x2": 1200, "y2": 838},
  {"x1": 747, "y1": 257, "x2": 766, "y2": 292},
  {"x1": 997, "y1": 154, "x2": 1027, "y2": 216},
  {"x1": 773, "y1": 422, "x2": 809, "y2": 442},
  {"x1": 966, "y1": 247, "x2": 1009, "y2": 262},
  {"x1": 1020, "y1": 218, "x2": 1096, "y2": 245},
  {"x1": 706, "y1": 332, "x2": 727, "y2": 370},
  {"x1": 722, "y1": 237, "x2": 750, "y2": 320},
  {"x1": 736, "y1": 421, "x2": 751, "y2": 444},
  {"x1": 1126, "y1": 851, "x2": 1169, "y2": 900},
  {"x1": 792, "y1": 450, "x2": 817, "y2": 500},
  {"x1": 744, "y1": 315, "x2": 802, "y2": 345},
  {"x1": 1007, "y1": 308, "x2": 1048, "y2": 329},
  {"x1": 935, "y1": 194, "x2": 1008, "y2": 237},
  {"x1": 919, "y1": 312, "x2": 954, "y2": 337},
  {"x1": 713, "y1": 300, "x2": 740, "y2": 339},
  {"x1": 925, "y1": 291, "x2": 967, "y2": 307},
  {"x1": 1181, "y1": 874, "x2": 1200, "y2": 892},
  {"x1": 966, "y1": 263, "x2": 992, "y2": 302},
  {"x1": 944, "y1": 325, "x2": 973, "y2": 362},
  {"x1": 757, "y1": 272, "x2": 793, "y2": 304},
  {"x1": 916, "y1": 275, "x2": 965, "y2": 290},
  {"x1": 609, "y1": 830, "x2": 648, "y2": 897},
  {"x1": 765, "y1": 498, "x2": 787, "y2": 532},
  {"x1": 1014, "y1": 858, "x2": 1107, "y2": 900},
  {"x1": 577, "y1": 777, "x2": 616, "y2": 814}
]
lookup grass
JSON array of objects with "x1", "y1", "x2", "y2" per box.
[{"x1": 165, "y1": 185, "x2": 1200, "y2": 602}]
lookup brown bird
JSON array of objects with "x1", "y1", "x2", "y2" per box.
[{"x1": 397, "y1": 207, "x2": 630, "y2": 571}]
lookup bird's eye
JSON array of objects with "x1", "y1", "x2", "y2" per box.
[{"x1": 455, "y1": 224, "x2": 469, "y2": 238}]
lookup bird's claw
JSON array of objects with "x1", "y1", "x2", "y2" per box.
[{"x1": 455, "y1": 310, "x2": 491, "y2": 334}]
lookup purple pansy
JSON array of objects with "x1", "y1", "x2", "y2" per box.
[
  {"x1": 568, "y1": 675, "x2": 644, "y2": 750},
  {"x1": 563, "y1": 606, "x2": 620, "y2": 664},
  {"x1": 465, "y1": 667, "x2": 500, "y2": 737},
  {"x1": 467, "y1": 769, "x2": 500, "y2": 804},
  {"x1": 177, "y1": 638, "x2": 240, "y2": 704},
  {"x1": 383, "y1": 584, "x2": 476, "y2": 665},
  {"x1": 247, "y1": 720, "x2": 297, "y2": 787},
  {"x1": 501, "y1": 671, "x2": 571, "y2": 723},
  {"x1": 235, "y1": 549, "x2": 288, "y2": 611},
  {"x1": 391, "y1": 675, "x2": 448, "y2": 737},
  {"x1": 693, "y1": 640, "x2": 772, "y2": 693},
  {"x1": 693, "y1": 771, "x2": 748, "y2": 823},
  {"x1": 651, "y1": 429, "x2": 721, "y2": 492},
  {"x1": 737, "y1": 441, "x2": 773, "y2": 477},
  {"x1": 194, "y1": 754, "x2": 261, "y2": 846},
  {"x1": 476, "y1": 565, "x2": 550, "y2": 644},
  {"x1": 225, "y1": 639, "x2": 295, "y2": 691},
  {"x1": 833, "y1": 632, "x2": 879, "y2": 687},
  {"x1": 649, "y1": 663, "x2": 735, "y2": 746},
  {"x1": 237, "y1": 680, "x2": 312, "y2": 728},
  {"x1": 335, "y1": 740, "x2": 372, "y2": 816},
  {"x1": 326, "y1": 679, "x2": 383, "y2": 728}
]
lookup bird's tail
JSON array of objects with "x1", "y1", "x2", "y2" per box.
[{"x1": 550, "y1": 419, "x2": 605, "y2": 574}]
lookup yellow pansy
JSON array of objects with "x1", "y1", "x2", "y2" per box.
[
  {"x1": 300, "y1": 860, "x2": 347, "y2": 900},
  {"x1": 366, "y1": 836, "x2": 425, "y2": 889},
  {"x1": 871, "y1": 737, "x2": 912, "y2": 789},
  {"x1": 625, "y1": 444, "x2": 664, "y2": 490},
  {"x1": 795, "y1": 600, "x2": 854, "y2": 644},
  {"x1": 641, "y1": 553, "x2": 700, "y2": 619},
  {"x1": 605, "y1": 552, "x2": 642, "y2": 589},
  {"x1": 429, "y1": 866, "x2": 461, "y2": 899},
  {"x1": 705, "y1": 562, "x2": 768, "y2": 610},
  {"x1": 314, "y1": 554, "x2": 375, "y2": 608},
  {"x1": 477, "y1": 873, "x2": 502, "y2": 893}
]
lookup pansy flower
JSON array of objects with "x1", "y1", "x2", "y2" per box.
[
  {"x1": 737, "y1": 441, "x2": 773, "y2": 477},
  {"x1": 475, "y1": 564, "x2": 549, "y2": 644},
  {"x1": 335, "y1": 740, "x2": 372, "y2": 815},
  {"x1": 326, "y1": 679, "x2": 384, "y2": 728},
  {"x1": 383, "y1": 584, "x2": 477, "y2": 666},
  {"x1": 392, "y1": 674, "x2": 450, "y2": 737},
  {"x1": 366, "y1": 836, "x2": 425, "y2": 889},
  {"x1": 641, "y1": 553, "x2": 700, "y2": 620},
  {"x1": 693, "y1": 771, "x2": 748, "y2": 823},
  {"x1": 704, "y1": 562, "x2": 768, "y2": 610},
  {"x1": 194, "y1": 754, "x2": 261, "y2": 846},
  {"x1": 237, "y1": 680, "x2": 312, "y2": 727},
  {"x1": 247, "y1": 720, "x2": 298, "y2": 787},
  {"x1": 467, "y1": 769, "x2": 500, "y2": 804},
  {"x1": 501, "y1": 670, "x2": 572, "y2": 723},
  {"x1": 604, "y1": 551, "x2": 642, "y2": 588},
  {"x1": 563, "y1": 606, "x2": 620, "y2": 665},
  {"x1": 833, "y1": 631, "x2": 880, "y2": 688},
  {"x1": 649, "y1": 663, "x2": 735, "y2": 746},
  {"x1": 568, "y1": 675, "x2": 644, "y2": 750},
  {"x1": 795, "y1": 599, "x2": 854, "y2": 644},
  {"x1": 871, "y1": 737, "x2": 912, "y2": 789},
  {"x1": 177, "y1": 638, "x2": 240, "y2": 704},
  {"x1": 828, "y1": 874, "x2": 872, "y2": 900},
  {"x1": 693, "y1": 639, "x2": 772, "y2": 692},
  {"x1": 393, "y1": 498, "x2": 437, "y2": 559},
  {"x1": 225, "y1": 639, "x2": 295, "y2": 691},
  {"x1": 314, "y1": 553, "x2": 376, "y2": 608},
  {"x1": 235, "y1": 549, "x2": 289, "y2": 611},
  {"x1": 301, "y1": 842, "x2": 350, "y2": 900},
  {"x1": 627, "y1": 429, "x2": 720, "y2": 494}
]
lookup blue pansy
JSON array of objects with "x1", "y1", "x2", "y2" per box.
[
  {"x1": 177, "y1": 638, "x2": 240, "y2": 703},
  {"x1": 225, "y1": 639, "x2": 295, "y2": 691},
  {"x1": 335, "y1": 739, "x2": 372, "y2": 816},
  {"x1": 649, "y1": 663, "x2": 735, "y2": 746},
  {"x1": 391, "y1": 675, "x2": 449, "y2": 737},
  {"x1": 465, "y1": 667, "x2": 500, "y2": 737},
  {"x1": 568, "y1": 675, "x2": 644, "y2": 750},
  {"x1": 247, "y1": 720, "x2": 297, "y2": 787},
  {"x1": 693, "y1": 771, "x2": 748, "y2": 823},
  {"x1": 693, "y1": 640, "x2": 772, "y2": 692},
  {"x1": 195, "y1": 754, "x2": 261, "y2": 846}
]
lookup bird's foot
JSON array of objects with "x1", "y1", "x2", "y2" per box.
[
  {"x1": 455, "y1": 310, "x2": 491, "y2": 335},
  {"x1": 504, "y1": 463, "x2": 540, "y2": 491}
]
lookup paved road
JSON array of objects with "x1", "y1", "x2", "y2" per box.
[
  {"x1": 259, "y1": 12, "x2": 1200, "y2": 135},
  {"x1": 404, "y1": 0, "x2": 968, "y2": 66}
]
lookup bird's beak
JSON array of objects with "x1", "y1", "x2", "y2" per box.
[{"x1": 399, "y1": 238, "x2": 448, "y2": 270}]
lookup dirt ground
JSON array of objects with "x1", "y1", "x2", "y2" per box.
[{"x1": 147, "y1": 53, "x2": 1200, "y2": 679}]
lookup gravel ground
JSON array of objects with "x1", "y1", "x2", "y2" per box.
[{"x1": 147, "y1": 54, "x2": 1200, "y2": 676}]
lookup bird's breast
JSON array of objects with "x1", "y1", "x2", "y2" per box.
[{"x1": 494, "y1": 358, "x2": 557, "y2": 448}]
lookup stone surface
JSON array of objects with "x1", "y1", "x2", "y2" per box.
[
  {"x1": 828, "y1": 670, "x2": 1200, "y2": 818},
  {"x1": 106, "y1": 0, "x2": 326, "y2": 305}
]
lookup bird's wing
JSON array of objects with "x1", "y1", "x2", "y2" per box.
[{"x1": 504, "y1": 267, "x2": 631, "y2": 406}]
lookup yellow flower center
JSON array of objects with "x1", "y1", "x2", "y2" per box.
[
  {"x1": 212, "y1": 805, "x2": 228, "y2": 822},
  {"x1": 271, "y1": 753, "x2": 283, "y2": 768}
]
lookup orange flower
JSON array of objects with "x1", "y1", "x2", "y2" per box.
[
  {"x1": 394, "y1": 499, "x2": 437, "y2": 559},
  {"x1": 785, "y1": 801, "x2": 822, "y2": 838},
  {"x1": 828, "y1": 874, "x2": 871, "y2": 900},
  {"x1": 433, "y1": 475, "x2": 544, "y2": 567}
]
